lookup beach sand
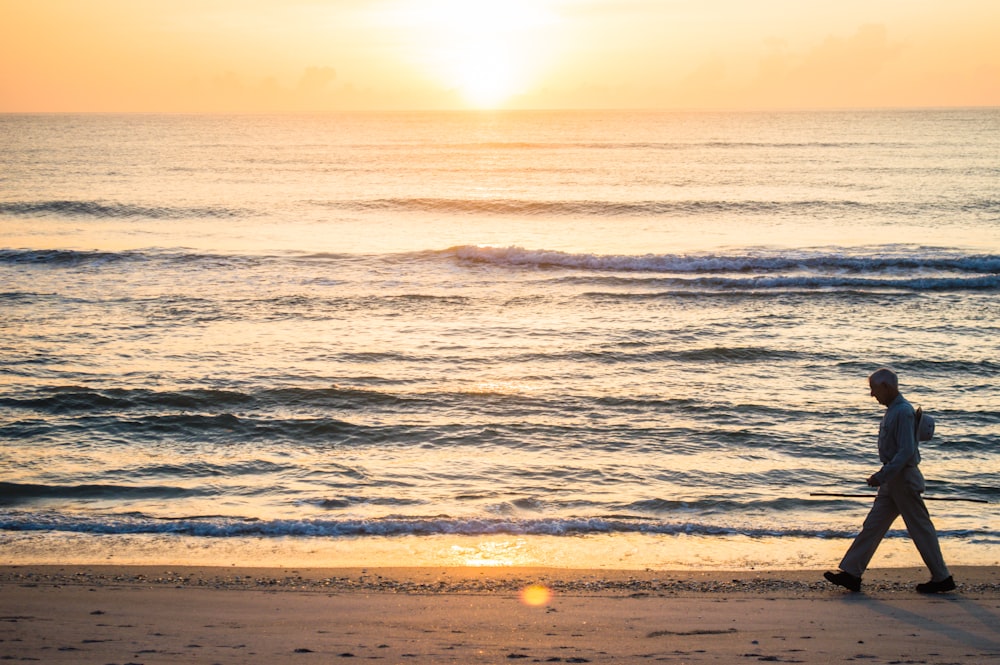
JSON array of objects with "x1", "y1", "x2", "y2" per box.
[{"x1": 2, "y1": 566, "x2": 998, "y2": 663}]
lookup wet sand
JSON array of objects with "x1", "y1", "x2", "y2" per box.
[{"x1": 2, "y1": 565, "x2": 999, "y2": 663}]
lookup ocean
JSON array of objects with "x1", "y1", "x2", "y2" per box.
[{"x1": 1, "y1": 109, "x2": 998, "y2": 570}]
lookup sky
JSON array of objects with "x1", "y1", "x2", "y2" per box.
[{"x1": 1, "y1": 0, "x2": 998, "y2": 112}]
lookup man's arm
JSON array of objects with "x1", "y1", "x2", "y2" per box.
[{"x1": 868, "y1": 406, "x2": 917, "y2": 486}]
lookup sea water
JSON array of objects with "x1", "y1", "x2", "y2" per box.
[{"x1": 1, "y1": 109, "x2": 998, "y2": 570}]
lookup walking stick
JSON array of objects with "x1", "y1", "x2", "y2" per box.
[{"x1": 810, "y1": 492, "x2": 990, "y2": 504}]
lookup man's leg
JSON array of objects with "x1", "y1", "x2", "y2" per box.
[
  {"x1": 894, "y1": 488, "x2": 951, "y2": 582},
  {"x1": 838, "y1": 495, "x2": 899, "y2": 578}
]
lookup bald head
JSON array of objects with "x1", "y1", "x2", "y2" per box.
[
  {"x1": 869, "y1": 368, "x2": 900, "y2": 406},
  {"x1": 869, "y1": 368, "x2": 898, "y2": 389}
]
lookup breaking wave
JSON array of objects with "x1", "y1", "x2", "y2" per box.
[
  {"x1": 448, "y1": 245, "x2": 1000, "y2": 275},
  {"x1": 0, "y1": 199, "x2": 249, "y2": 219},
  {"x1": 0, "y1": 511, "x2": 993, "y2": 541}
]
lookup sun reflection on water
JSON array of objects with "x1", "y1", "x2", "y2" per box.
[{"x1": 449, "y1": 538, "x2": 530, "y2": 566}]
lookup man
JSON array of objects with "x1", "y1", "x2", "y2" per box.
[{"x1": 824, "y1": 368, "x2": 955, "y2": 593}]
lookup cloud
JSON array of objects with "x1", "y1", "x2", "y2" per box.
[
  {"x1": 297, "y1": 66, "x2": 337, "y2": 94},
  {"x1": 212, "y1": 71, "x2": 246, "y2": 94},
  {"x1": 743, "y1": 24, "x2": 904, "y2": 107},
  {"x1": 197, "y1": 66, "x2": 342, "y2": 111}
]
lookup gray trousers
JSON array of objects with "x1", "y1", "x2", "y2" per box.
[{"x1": 839, "y1": 466, "x2": 951, "y2": 581}]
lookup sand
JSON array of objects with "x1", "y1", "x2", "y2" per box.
[{"x1": 2, "y1": 565, "x2": 998, "y2": 664}]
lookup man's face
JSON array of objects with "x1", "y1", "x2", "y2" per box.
[{"x1": 869, "y1": 380, "x2": 893, "y2": 406}]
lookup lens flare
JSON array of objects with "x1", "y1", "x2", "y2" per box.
[{"x1": 519, "y1": 583, "x2": 552, "y2": 606}]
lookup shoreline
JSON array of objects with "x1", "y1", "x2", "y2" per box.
[
  {"x1": 3, "y1": 565, "x2": 999, "y2": 664},
  {"x1": 4, "y1": 531, "x2": 997, "y2": 572}
]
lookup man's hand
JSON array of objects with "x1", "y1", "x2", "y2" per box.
[{"x1": 867, "y1": 473, "x2": 880, "y2": 487}]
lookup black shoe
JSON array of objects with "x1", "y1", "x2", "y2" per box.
[
  {"x1": 916, "y1": 576, "x2": 956, "y2": 594},
  {"x1": 824, "y1": 570, "x2": 861, "y2": 592}
]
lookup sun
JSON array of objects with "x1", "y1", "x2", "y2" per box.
[
  {"x1": 449, "y1": 38, "x2": 520, "y2": 108},
  {"x1": 393, "y1": 0, "x2": 559, "y2": 108}
]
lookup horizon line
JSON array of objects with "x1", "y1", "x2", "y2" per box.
[{"x1": 2, "y1": 104, "x2": 999, "y2": 116}]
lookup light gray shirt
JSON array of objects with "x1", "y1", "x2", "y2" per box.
[{"x1": 874, "y1": 393, "x2": 920, "y2": 485}]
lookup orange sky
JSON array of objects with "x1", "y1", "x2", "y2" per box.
[{"x1": 1, "y1": 0, "x2": 998, "y2": 112}]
